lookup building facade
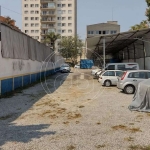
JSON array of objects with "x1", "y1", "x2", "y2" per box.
[
  {"x1": 87, "y1": 21, "x2": 120, "y2": 38},
  {"x1": 22, "y1": 0, "x2": 77, "y2": 42}
]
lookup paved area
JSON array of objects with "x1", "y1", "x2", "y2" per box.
[{"x1": 0, "y1": 69, "x2": 150, "y2": 150}]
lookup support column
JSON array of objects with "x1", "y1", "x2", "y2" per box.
[
  {"x1": 143, "y1": 42, "x2": 146, "y2": 70},
  {"x1": 103, "y1": 37, "x2": 105, "y2": 70},
  {"x1": 133, "y1": 43, "x2": 136, "y2": 62}
]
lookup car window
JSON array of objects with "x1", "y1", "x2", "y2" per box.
[
  {"x1": 116, "y1": 71, "x2": 124, "y2": 77},
  {"x1": 103, "y1": 71, "x2": 115, "y2": 76},
  {"x1": 117, "y1": 65, "x2": 125, "y2": 70},
  {"x1": 128, "y1": 72, "x2": 146, "y2": 79},
  {"x1": 147, "y1": 72, "x2": 150, "y2": 78},
  {"x1": 107, "y1": 65, "x2": 115, "y2": 70}
]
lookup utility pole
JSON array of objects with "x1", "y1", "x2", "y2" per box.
[{"x1": 103, "y1": 37, "x2": 106, "y2": 70}]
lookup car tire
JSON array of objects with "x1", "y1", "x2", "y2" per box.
[
  {"x1": 124, "y1": 85, "x2": 135, "y2": 94},
  {"x1": 104, "y1": 80, "x2": 111, "y2": 87}
]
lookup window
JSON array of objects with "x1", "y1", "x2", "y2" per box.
[
  {"x1": 35, "y1": 30, "x2": 39, "y2": 33},
  {"x1": 117, "y1": 65, "x2": 125, "y2": 70},
  {"x1": 103, "y1": 31, "x2": 106, "y2": 34},
  {"x1": 68, "y1": 10, "x2": 72, "y2": 14},
  {"x1": 99, "y1": 31, "x2": 101, "y2": 34},
  {"x1": 111, "y1": 30, "x2": 117, "y2": 34},
  {"x1": 57, "y1": 23, "x2": 61, "y2": 26},
  {"x1": 62, "y1": 17, "x2": 66, "y2": 20},
  {"x1": 25, "y1": 23, "x2": 28, "y2": 27},
  {"x1": 62, "y1": 10, "x2": 66, "y2": 14},
  {"x1": 62, "y1": 23, "x2": 66, "y2": 26},
  {"x1": 24, "y1": 4, "x2": 28, "y2": 7},
  {"x1": 31, "y1": 17, "x2": 34, "y2": 20},
  {"x1": 128, "y1": 72, "x2": 146, "y2": 79},
  {"x1": 88, "y1": 31, "x2": 90, "y2": 34},
  {"x1": 31, "y1": 23, "x2": 34, "y2": 27},
  {"x1": 107, "y1": 65, "x2": 115, "y2": 70},
  {"x1": 25, "y1": 30, "x2": 28, "y2": 33},
  {"x1": 68, "y1": 23, "x2": 72, "y2": 26},
  {"x1": 57, "y1": 4, "x2": 61, "y2": 7},
  {"x1": 62, "y1": 30, "x2": 66, "y2": 33},
  {"x1": 147, "y1": 72, "x2": 150, "y2": 78},
  {"x1": 68, "y1": 30, "x2": 72, "y2": 33},
  {"x1": 62, "y1": 4, "x2": 66, "y2": 7},
  {"x1": 68, "y1": 17, "x2": 72, "y2": 20},
  {"x1": 35, "y1": 4, "x2": 39, "y2": 7},
  {"x1": 96, "y1": 31, "x2": 99, "y2": 34},
  {"x1": 30, "y1": 4, "x2": 34, "y2": 7},
  {"x1": 25, "y1": 17, "x2": 28, "y2": 20},
  {"x1": 35, "y1": 17, "x2": 39, "y2": 20},
  {"x1": 103, "y1": 71, "x2": 115, "y2": 76},
  {"x1": 116, "y1": 71, "x2": 124, "y2": 77},
  {"x1": 35, "y1": 23, "x2": 39, "y2": 27},
  {"x1": 30, "y1": 11, "x2": 34, "y2": 14},
  {"x1": 68, "y1": 4, "x2": 72, "y2": 7},
  {"x1": 35, "y1": 11, "x2": 39, "y2": 14},
  {"x1": 24, "y1": 11, "x2": 28, "y2": 14},
  {"x1": 57, "y1": 17, "x2": 61, "y2": 20},
  {"x1": 31, "y1": 30, "x2": 34, "y2": 33}
]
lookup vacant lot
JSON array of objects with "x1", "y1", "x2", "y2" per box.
[{"x1": 0, "y1": 69, "x2": 150, "y2": 150}]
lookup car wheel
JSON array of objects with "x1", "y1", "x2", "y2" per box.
[
  {"x1": 104, "y1": 80, "x2": 111, "y2": 87},
  {"x1": 124, "y1": 85, "x2": 135, "y2": 94}
]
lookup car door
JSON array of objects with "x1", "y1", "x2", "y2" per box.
[
  {"x1": 105, "y1": 71, "x2": 116, "y2": 85},
  {"x1": 128, "y1": 72, "x2": 147, "y2": 88}
]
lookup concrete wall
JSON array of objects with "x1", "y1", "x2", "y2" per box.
[{"x1": 0, "y1": 42, "x2": 64, "y2": 95}]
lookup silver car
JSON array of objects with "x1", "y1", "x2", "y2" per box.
[
  {"x1": 60, "y1": 64, "x2": 71, "y2": 73},
  {"x1": 117, "y1": 70, "x2": 150, "y2": 94}
]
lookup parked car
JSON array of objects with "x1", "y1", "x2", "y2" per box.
[
  {"x1": 74, "y1": 64, "x2": 80, "y2": 69},
  {"x1": 91, "y1": 68, "x2": 101, "y2": 76},
  {"x1": 60, "y1": 64, "x2": 71, "y2": 73},
  {"x1": 117, "y1": 70, "x2": 150, "y2": 94},
  {"x1": 105, "y1": 63, "x2": 139, "y2": 71},
  {"x1": 98, "y1": 70, "x2": 124, "y2": 87}
]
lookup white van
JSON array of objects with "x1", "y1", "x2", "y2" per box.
[{"x1": 105, "y1": 63, "x2": 139, "y2": 71}]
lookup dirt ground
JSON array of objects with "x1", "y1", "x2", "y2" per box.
[{"x1": 0, "y1": 69, "x2": 150, "y2": 150}]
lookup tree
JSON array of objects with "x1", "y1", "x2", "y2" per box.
[
  {"x1": 59, "y1": 36, "x2": 84, "y2": 65},
  {"x1": 43, "y1": 32, "x2": 60, "y2": 51},
  {"x1": 3, "y1": 16, "x2": 15, "y2": 26},
  {"x1": 130, "y1": 0, "x2": 150, "y2": 30},
  {"x1": 130, "y1": 20, "x2": 149, "y2": 31}
]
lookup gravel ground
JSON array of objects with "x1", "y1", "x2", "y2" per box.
[{"x1": 0, "y1": 69, "x2": 150, "y2": 150}]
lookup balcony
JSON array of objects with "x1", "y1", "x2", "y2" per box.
[
  {"x1": 41, "y1": 13, "x2": 56, "y2": 16},
  {"x1": 41, "y1": 19, "x2": 55, "y2": 23},
  {"x1": 41, "y1": 25, "x2": 55, "y2": 29},
  {"x1": 41, "y1": 0, "x2": 56, "y2": 3}
]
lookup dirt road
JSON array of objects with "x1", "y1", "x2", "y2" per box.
[{"x1": 0, "y1": 69, "x2": 150, "y2": 150}]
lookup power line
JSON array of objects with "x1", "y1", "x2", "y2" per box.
[{"x1": 1, "y1": 5, "x2": 22, "y2": 16}]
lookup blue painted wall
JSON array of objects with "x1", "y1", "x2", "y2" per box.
[
  {"x1": 14, "y1": 76, "x2": 22, "y2": 90},
  {"x1": 1, "y1": 78, "x2": 13, "y2": 95},
  {"x1": 0, "y1": 68, "x2": 60, "y2": 95}
]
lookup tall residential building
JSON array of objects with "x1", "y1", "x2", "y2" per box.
[{"x1": 22, "y1": 0, "x2": 77, "y2": 42}]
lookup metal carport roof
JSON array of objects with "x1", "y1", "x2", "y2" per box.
[{"x1": 86, "y1": 28, "x2": 150, "y2": 55}]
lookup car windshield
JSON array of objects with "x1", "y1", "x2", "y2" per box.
[{"x1": 61, "y1": 64, "x2": 69, "y2": 67}]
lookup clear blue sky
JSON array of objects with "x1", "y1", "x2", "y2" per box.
[{"x1": 0, "y1": 0, "x2": 147, "y2": 39}]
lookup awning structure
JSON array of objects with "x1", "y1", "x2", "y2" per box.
[{"x1": 86, "y1": 28, "x2": 150, "y2": 56}]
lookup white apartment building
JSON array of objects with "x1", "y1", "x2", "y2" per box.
[{"x1": 22, "y1": 0, "x2": 77, "y2": 42}]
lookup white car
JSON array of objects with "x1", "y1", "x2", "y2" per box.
[
  {"x1": 98, "y1": 70, "x2": 124, "y2": 87},
  {"x1": 60, "y1": 64, "x2": 71, "y2": 73},
  {"x1": 91, "y1": 69, "x2": 100, "y2": 75},
  {"x1": 74, "y1": 64, "x2": 80, "y2": 68}
]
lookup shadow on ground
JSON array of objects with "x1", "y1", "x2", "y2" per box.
[{"x1": 0, "y1": 72, "x2": 69, "y2": 147}]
